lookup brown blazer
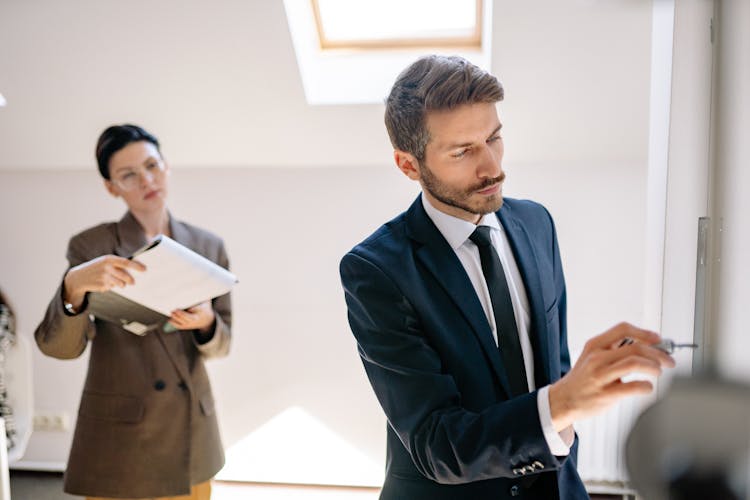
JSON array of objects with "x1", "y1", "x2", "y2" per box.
[{"x1": 35, "y1": 212, "x2": 231, "y2": 498}]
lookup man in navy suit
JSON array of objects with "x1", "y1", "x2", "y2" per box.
[{"x1": 340, "y1": 55, "x2": 674, "y2": 499}]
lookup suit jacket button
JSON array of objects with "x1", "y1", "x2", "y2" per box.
[
  {"x1": 532, "y1": 460, "x2": 544, "y2": 470},
  {"x1": 510, "y1": 484, "x2": 520, "y2": 496},
  {"x1": 154, "y1": 380, "x2": 166, "y2": 391}
]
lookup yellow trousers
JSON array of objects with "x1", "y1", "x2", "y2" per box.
[{"x1": 86, "y1": 480, "x2": 211, "y2": 500}]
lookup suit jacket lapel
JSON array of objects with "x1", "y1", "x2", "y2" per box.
[
  {"x1": 168, "y1": 214, "x2": 193, "y2": 249},
  {"x1": 114, "y1": 212, "x2": 149, "y2": 257},
  {"x1": 405, "y1": 199, "x2": 513, "y2": 396},
  {"x1": 498, "y1": 205, "x2": 552, "y2": 387},
  {"x1": 114, "y1": 211, "x2": 190, "y2": 255}
]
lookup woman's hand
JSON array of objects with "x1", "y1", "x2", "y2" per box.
[
  {"x1": 168, "y1": 301, "x2": 215, "y2": 333},
  {"x1": 63, "y1": 255, "x2": 147, "y2": 309}
]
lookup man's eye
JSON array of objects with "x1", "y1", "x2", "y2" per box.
[
  {"x1": 488, "y1": 135, "x2": 502, "y2": 143},
  {"x1": 146, "y1": 162, "x2": 158, "y2": 170},
  {"x1": 120, "y1": 172, "x2": 136, "y2": 180},
  {"x1": 452, "y1": 149, "x2": 469, "y2": 159}
]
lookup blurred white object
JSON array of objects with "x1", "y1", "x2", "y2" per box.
[
  {"x1": 3, "y1": 334, "x2": 33, "y2": 463},
  {"x1": 0, "y1": 418, "x2": 10, "y2": 499},
  {"x1": 0, "y1": 94, "x2": 6, "y2": 107}
]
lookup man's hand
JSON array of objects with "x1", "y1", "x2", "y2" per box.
[
  {"x1": 168, "y1": 301, "x2": 215, "y2": 333},
  {"x1": 549, "y1": 322, "x2": 676, "y2": 432},
  {"x1": 63, "y1": 255, "x2": 147, "y2": 309}
]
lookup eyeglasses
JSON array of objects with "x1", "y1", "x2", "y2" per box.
[{"x1": 111, "y1": 160, "x2": 166, "y2": 191}]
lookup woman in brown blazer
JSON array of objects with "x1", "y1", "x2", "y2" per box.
[{"x1": 34, "y1": 124, "x2": 231, "y2": 500}]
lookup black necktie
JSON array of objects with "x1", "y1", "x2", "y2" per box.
[{"x1": 469, "y1": 226, "x2": 528, "y2": 397}]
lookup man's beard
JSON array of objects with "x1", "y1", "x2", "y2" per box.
[{"x1": 419, "y1": 160, "x2": 504, "y2": 216}]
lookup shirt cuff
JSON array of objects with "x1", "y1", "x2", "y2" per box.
[
  {"x1": 193, "y1": 318, "x2": 220, "y2": 350},
  {"x1": 537, "y1": 385, "x2": 574, "y2": 456}
]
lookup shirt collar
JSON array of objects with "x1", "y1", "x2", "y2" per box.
[{"x1": 421, "y1": 193, "x2": 502, "y2": 250}]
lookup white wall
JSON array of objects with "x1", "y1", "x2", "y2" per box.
[
  {"x1": 713, "y1": 0, "x2": 750, "y2": 381},
  {"x1": 0, "y1": 0, "x2": 653, "y2": 485}
]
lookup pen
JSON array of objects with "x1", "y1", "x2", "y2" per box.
[{"x1": 618, "y1": 337, "x2": 698, "y2": 354}]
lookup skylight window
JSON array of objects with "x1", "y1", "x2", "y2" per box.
[
  {"x1": 284, "y1": 0, "x2": 491, "y2": 105},
  {"x1": 312, "y1": 0, "x2": 481, "y2": 50}
]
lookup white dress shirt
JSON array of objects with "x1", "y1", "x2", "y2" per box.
[{"x1": 421, "y1": 194, "x2": 572, "y2": 456}]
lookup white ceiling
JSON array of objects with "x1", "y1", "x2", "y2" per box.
[{"x1": 0, "y1": 0, "x2": 652, "y2": 170}]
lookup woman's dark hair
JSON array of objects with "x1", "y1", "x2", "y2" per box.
[{"x1": 95, "y1": 124, "x2": 160, "y2": 179}]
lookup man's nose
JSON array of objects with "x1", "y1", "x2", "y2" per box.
[
  {"x1": 477, "y1": 144, "x2": 502, "y2": 178},
  {"x1": 139, "y1": 169, "x2": 156, "y2": 185}
]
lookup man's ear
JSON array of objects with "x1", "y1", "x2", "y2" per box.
[
  {"x1": 394, "y1": 150, "x2": 421, "y2": 181},
  {"x1": 104, "y1": 179, "x2": 119, "y2": 198}
]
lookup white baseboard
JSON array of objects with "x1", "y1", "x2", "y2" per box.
[{"x1": 9, "y1": 460, "x2": 66, "y2": 472}]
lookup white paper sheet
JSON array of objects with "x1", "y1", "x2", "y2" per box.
[{"x1": 113, "y1": 235, "x2": 237, "y2": 316}]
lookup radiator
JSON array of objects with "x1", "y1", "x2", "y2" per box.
[{"x1": 575, "y1": 398, "x2": 642, "y2": 494}]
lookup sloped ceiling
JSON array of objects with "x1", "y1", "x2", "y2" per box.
[
  {"x1": 0, "y1": 0, "x2": 391, "y2": 169},
  {"x1": 0, "y1": 0, "x2": 651, "y2": 170}
]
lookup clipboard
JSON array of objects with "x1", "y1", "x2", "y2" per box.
[{"x1": 88, "y1": 235, "x2": 237, "y2": 335}]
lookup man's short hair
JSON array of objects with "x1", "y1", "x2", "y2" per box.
[
  {"x1": 95, "y1": 124, "x2": 160, "y2": 179},
  {"x1": 384, "y1": 55, "x2": 504, "y2": 160}
]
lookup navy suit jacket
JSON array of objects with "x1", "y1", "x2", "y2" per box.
[{"x1": 340, "y1": 196, "x2": 589, "y2": 499}]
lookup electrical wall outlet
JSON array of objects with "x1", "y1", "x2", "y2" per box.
[{"x1": 33, "y1": 412, "x2": 70, "y2": 432}]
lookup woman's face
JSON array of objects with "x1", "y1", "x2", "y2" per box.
[{"x1": 104, "y1": 141, "x2": 170, "y2": 214}]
